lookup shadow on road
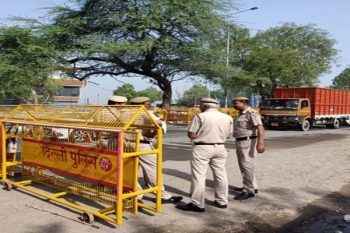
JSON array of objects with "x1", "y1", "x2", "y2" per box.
[{"x1": 276, "y1": 183, "x2": 350, "y2": 233}]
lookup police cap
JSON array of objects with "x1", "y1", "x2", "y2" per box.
[
  {"x1": 130, "y1": 96, "x2": 150, "y2": 104},
  {"x1": 232, "y1": 96, "x2": 249, "y2": 102},
  {"x1": 108, "y1": 95, "x2": 128, "y2": 103},
  {"x1": 200, "y1": 97, "x2": 219, "y2": 105}
]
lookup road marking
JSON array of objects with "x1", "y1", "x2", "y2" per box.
[
  {"x1": 164, "y1": 142, "x2": 235, "y2": 146},
  {"x1": 163, "y1": 142, "x2": 235, "y2": 151},
  {"x1": 164, "y1": 146, "x2": 193, "y2": 151},
  {"x1": 163, "y1": 142, "x2": 192, "y2": 147},
  {"x1": 163, "y1": 142, "x2": 192, "y2": 151}
]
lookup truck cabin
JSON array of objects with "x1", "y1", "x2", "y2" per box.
[{"x1": 261, "y1": 98, "x2": 309, "y2": 111}]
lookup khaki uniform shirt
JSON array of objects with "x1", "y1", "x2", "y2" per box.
[
  {"x1": 140, "y1": 110, "x2": 166, "y2": 141},
  {"x1": 187, "y1": 109, "x2": 233, "y2": 143},
  {"x1": 233, "y1": 107, "x2": 262, "y2": 138}
]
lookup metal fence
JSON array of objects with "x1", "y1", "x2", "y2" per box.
[{"x1": 1, "y1": 104, "x2": 163, "y2": 225}]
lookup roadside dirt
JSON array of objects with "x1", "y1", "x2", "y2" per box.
[{"x1": 277, "y1": 183, "x2": 350, "y2": 233}]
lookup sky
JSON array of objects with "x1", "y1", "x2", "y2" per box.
[{"x1": 1, "y1": 0, "x2": 349, "y2": 104}]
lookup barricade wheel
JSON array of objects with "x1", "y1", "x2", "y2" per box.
[
  {"x1": 81, "y1": 212, "x2": 94, "y2": 223},
  {"x1": 3, "y1": 182, "x2": 12, "y2": 191},
  {"x1": 69, "y1": 130, "x2": 96, "y2": 143}
]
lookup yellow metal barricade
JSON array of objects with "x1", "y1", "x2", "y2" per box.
[
  {"x1": 0, "y1": 105, "x2": 21, "y2": 177},
  {"x1": 166, "y1": 106, "x2": 239, "y2": 124},
  {"x1": 0, "y1": 105, "x2": 17, "y2": 120},
  {"x1": 219, "y1": 108, "x2": 239, "y2": 118},
  {"x1": 151, "y1": 107, "x2": 167, "y2": 121},
  {"x1": 188, "y1": 107, "x2": 201, "y2": 121},
  {"x1": 165, "y1": 106, "x2": 260, "y2": 123},
  {"x1": 1, "y1": 104, "x2": 163, "y2": 225},
  {"x1": 166, "y1": 106, "x2": 200, "y2": 123}
]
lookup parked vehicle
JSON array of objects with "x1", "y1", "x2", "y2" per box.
[{"x1": 260, "y1": 87, "x2": 350, "y2": 131}]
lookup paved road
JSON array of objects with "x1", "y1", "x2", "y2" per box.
[
  {"x1": 163, "y1": 124, "x2": 350, "y2": 159},
  {"x1": 1, "y1": 125, "x2": 350, "y2": 233},
  {"x1": 162, "y1": 125, "x2": 350, "y2": 233}
]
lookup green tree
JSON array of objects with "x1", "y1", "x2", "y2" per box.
[
  {"x1": 34, "y1": 77, "x2": 64, "y2": 103},
  {"x1": 137, "y1": 87, "x2": 162, "y2": 102},
  {"x1": 200, "y1": 24, "x2": 253, "y2": 105},
  {"x1": 210, "y1": 88, "x2": 225, "y2": 101},
  {"x1": 40, "y1": 0, "x2": 229, "y2": 107},
  {"x1": 244, "y1": 23, "x2": 337, "y2": 96},
  {"x1": 331, "y1": 67, "x2": 350, "y2": 90},
  {"x1": 0, "y1": 26, "x2": 60, "y2": 100},
  {"x1": 113, "y1": 84, "x2": 163, "y2": 102},
  {"x1": 177, "y1": 84, "x2": 209, "y2": 106},
  {"x1": 113, "y1": 83, "x2": 137, "y2": 100}
]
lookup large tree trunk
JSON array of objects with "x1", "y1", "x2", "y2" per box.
[
  {"x1": 157, "y1": 78, "x2": 172, "y2": 108},
  {"x1": 162, "y1": 88, "x2": 172, "y2": 108}
]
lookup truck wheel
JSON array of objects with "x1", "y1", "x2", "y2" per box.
[
  {"x1": 264, "y1": 126, "x2": 272, "y2": 130},
  {"x1": 332, "y1": 119, "x2": 340, "y2": 129},
  {"x1": 345, "y1": 119, "x2": 350, "y2": 126},
  {"x1": 300, "y1": 120, "x2": 310, "y2": 131}
]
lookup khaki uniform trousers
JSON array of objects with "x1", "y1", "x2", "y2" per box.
[
  {"x1": 138, "y1": 142, "x2": 172, "y2": 199},
  {"x1": 190, "y1": 144, "x2": 228, "y2": 208},
  {"x1": 236, "y1": 139, "x2": 258, "y2": 193}
]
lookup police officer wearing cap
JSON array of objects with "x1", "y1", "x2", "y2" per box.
[
  {"x1": 232, "y1": 97, "x2": 265, "y2": 200},
  {"x1": 107, "y1": 95, "x2": 128, "y2": 105},
  {"x1": 176, "y1": 97, "x2": 233, "y2": 212},
  {"x1": 97, "y1": 95, "x2": 128, "y2": 151},
  {"x1": 130, "y1": 96, "x2": 183, "y2": 204}
]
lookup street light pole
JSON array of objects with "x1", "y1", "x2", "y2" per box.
[
  {"x1": 224, "y1": 26, "x2": 230, "y2": 107},
  {"x1": 224, "y1": 7, "x2": 258, "y2": 107},
  {"x1": 232, "y1": 7, "x2": 258, "y2": 15}
]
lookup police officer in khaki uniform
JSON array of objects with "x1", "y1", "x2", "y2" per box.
[
  {"x1": 130, "y1": 96, "x2": 182, "y2": 204},
  {"x1": 176, "y1": 98, "x2": 233, "y2": 212},
  {"x1": 97, "y1": 96, "x2": 128, "y2": 149},
  {"x1": 232, "y1": 97, "x2": 265, "y2": 200}
]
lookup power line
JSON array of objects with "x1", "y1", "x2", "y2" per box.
[
  {"x1": 112, "y1": 77, "x2": 127, "y2": 84},
  {"x1": 88, "y1": 83, "x2": 113, "y2": 93}
]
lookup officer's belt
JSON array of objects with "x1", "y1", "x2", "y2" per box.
[
  {"x1": 236, "y1": 136, "x2": 258, "y2": 141},
  {"x1": 140, "y1": 140, "x2": 152, "y2": 144},
  {"x1": 193, "y1": 142, "x2": 224, "y2": 145}
]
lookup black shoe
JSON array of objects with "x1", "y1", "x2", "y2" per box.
[
  {"x1": 176, "y1": 203, "x2": 205, "y2": 212},
  {"x1": 234, "y1": 187, "x2": 259, "y2": 194},
  {"x1": 234, "y1": 192, "x2": 255, "y2": 200},
  {"x1": 214, "y1": 200, "x2": 227, "y2": 209},
  {"x1": 162, "y1": 196, "x2": 183, "y2": 204}
]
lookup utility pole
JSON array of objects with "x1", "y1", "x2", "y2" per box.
[{"x1": 224, "y1": 7, "x2": 258, "y2": 107}]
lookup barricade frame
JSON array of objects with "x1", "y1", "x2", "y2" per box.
[{"x1": 0, "y1": 104, "x2": 163, "y2": 225}]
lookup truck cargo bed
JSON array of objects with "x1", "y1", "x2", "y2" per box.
[{"x1": 274, "y1": 87, "x2": 350, "y2": 118}]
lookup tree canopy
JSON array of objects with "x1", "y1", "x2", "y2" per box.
[
  {"x1": 137, "y1": 87, "x2": 163, "y2": 102},
  {"x1": 113, "y1": 83, "x2": 162, "y2": 102},
  {"x1": 113, "y1": 84, "x2": 137, "y2": 101},
  {"x1": 243, "y1": 23, "x2": 338, "y2": 96},
  {"x1": 0, "y1": 26, "x2": 61, "y2": 100},
  {"x1": 176, "y1": 84, "x2": 210, "y2": 106},
  {"x1": 42, "y1": 0, "x2": 228, "y2": 106},
  {"x1": 331, "y1": 67, "x2": 350, "y2": 90},
  {"x1": 200, "y1": 24, "x2": 253, "y2": 105},
  {"x1": 1, "y1": 3, "x2": 340, "y2": 104}
]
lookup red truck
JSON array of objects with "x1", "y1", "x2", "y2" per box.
[{"x1": 259, "y1": 87, "x2": 350, "y2": 131}]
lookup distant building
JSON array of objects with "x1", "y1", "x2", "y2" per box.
[{"x1": 52, "y1": 79, "x2": 86, "y2": 105}]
